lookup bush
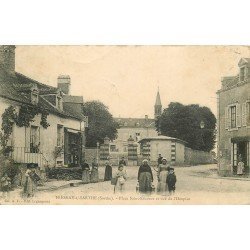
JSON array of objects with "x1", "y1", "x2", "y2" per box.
[{"x1": 47, "y1": 167, "x2": 82, "y2": 180}]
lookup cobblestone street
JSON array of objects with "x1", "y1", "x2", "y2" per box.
[{"x1": 2, "y1": 164, "x2": 250, "y2": 204}]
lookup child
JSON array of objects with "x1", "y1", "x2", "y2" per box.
[
  {"x1": 115, "y1": 164, "x2": 127, "y2": 193},
  {"x1": 237, "y1": 155, "x2": 244, "y2": 176},
  {"x1": 1, "y1": 173, "x2": 11, "y2": 199},
  {"x1": 166, "y1": 167, "x2": 177, "y2": 195}
]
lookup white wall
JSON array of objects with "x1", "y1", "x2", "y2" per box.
[{"x1": 0, "y1": 97, "x2": 84, "y2": 167}]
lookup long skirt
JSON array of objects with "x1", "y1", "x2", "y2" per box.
[
  {"x1": 90, "y1": 169, "x2": 99, "y2": 183},
  {"x1": 82, "y1": 170, "x2": 90, "y2": 183},
  {"x1": 23, "y1": 177, "x2": 36, "y2": 197},
  {"x1": 104, "y1": 166, "x2": 112, "y2": 181},
  {"x1": 139, "y1": 172, "x2": 152, "y2": 193},
  {"x1": 157, "y1": 170, "x2": 168, "y2": 194}
]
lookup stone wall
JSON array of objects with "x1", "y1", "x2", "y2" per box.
[{"x1": 184, "y1": 147, "x2": 215, "y2": 165}]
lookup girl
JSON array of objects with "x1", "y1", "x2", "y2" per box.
[{"x1": 115, "y1": 164, "x2": 127, "y2": 193}]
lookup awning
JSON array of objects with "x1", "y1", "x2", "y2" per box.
[
  {"x1": 66, "y1": 128, "x2": 81, "y2": 134},
  {"x1": 231, "y1": 136, "x2": 250, "y2": 143}
]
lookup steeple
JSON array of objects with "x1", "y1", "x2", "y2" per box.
[{"x1": 154, "y1": 87, "x2": 162, "y2": 119}]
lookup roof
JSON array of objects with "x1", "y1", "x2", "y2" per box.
[
  {"x1": 155, "y1": 90, "x2": 162, "y2": 106},
  {"x1": 0, "y1": 66, "x2": 84, "y2": 121},
  {"x1": 138, "y1": 135, "x2": 187, "y2": 144},
  {"x1": 63, "y1": 95, "x2": 83, "y2": 104},
  {"x1": 114, "y1": 117, "x2": 156, "y2": 128}
]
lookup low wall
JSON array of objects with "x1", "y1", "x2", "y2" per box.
[{"x1": 184, "y1": 147, "x2": 215, "y2": 165}]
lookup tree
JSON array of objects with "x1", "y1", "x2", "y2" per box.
[
  {"x1": 82, "y1": 101, "x2": 118, "y2": 147},
  {"x1": 156, "y1": 102, "x2": 216, "y2": 151}
]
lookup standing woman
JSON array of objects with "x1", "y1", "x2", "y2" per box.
[
  {"x1": 137, "y1": 159, "x2": 154, "y2": 194},
  {"x1": 23, "y1": 167, "x2": 36, "y2": 198},
  {"x1": 90, "y1": 158, "x2": 99, "y2": 183},
  {"x1": 104, "y1": 162, "x2": 112, "y2": 181},
  {"x1": 82, "y1": 160, "x2": 90, "y2": 184},
  {"x1": 157, "y1": 158, "x2": 170, "y2": 194}
]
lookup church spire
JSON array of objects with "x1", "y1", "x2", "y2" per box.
[{"x1": 154, "y1": 87, "x2": 162, "y2": 119}]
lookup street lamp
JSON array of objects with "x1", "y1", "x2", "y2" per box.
[
  {"x1": 200, "y1": 120, "x2": 205, "y2": 150},
  {"x1": 200, "y1": 120, "x2": 205, "y2": 129},
  {"x1": 96, "y1": 142, "x2": 100, "y2": 165}
]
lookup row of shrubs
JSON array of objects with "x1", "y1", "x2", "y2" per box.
[{"x1": 46, "y1": 167, "x2": 83, "y2": 181}]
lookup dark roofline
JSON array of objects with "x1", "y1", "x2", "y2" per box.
[
  {"x1": 138, "y1": 136, "x2": 187, "y2": 145},
  {"x1": 15, "y1": 72, "x2": 57, "y2": 91}
]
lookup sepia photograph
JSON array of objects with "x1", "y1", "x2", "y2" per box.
[{"x1": 0, "y1": 45, "x2": 249, "y2": 204}]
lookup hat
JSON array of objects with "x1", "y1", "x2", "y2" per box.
[
  {"x1": 162, "y1": 158, "x2": 167, "y2": 161},
  {"x1": 142, "y1": 159, "x2": 148, "y2": 163},
  {"x1": 169, "y1": 167, "x2": 174, "y2": 171}
]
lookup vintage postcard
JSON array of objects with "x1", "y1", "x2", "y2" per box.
[{"x1": 0, "y1": 45, "x2": 249, "y2": 205}]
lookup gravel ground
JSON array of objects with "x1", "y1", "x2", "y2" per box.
[{"x1": 2, "y1": 164, "x2": 250, "y2": 204}]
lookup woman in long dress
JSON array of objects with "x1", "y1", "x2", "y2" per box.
[
  {"x1": 82, "y1": 160, "x2": 90, "y2": 184},
  {"x1": 90, "y1": 159, "x2": 99, "y2": 183},
  {"x1": 104, "y1": 162, "x2": 112, "y2": 181},
  {"x1": 137, "y1": 159, "x2": 154, "y2": 194},
  {"x1": 157, "y1": 158, "x2": 170, "y2": 194},
  {"x1": 23, "y1": 169, "x2": 36, "y2": 198}
]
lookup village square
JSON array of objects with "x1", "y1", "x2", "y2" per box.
[{"x1": 0, "y1": 45, "x2": 250, "y2": 204}]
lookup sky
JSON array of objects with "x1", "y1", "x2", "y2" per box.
[{"x1": 15, "y1": 46, "x2": 250, "y2": 119}]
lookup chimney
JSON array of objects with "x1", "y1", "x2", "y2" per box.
[
  {"x1": 0, "y1": 45, "x2": 16, "y2": 75},
  {"x1": 57, "y1": 75, "x2": 71, "y2": 95},
  {"x1": 145, "y1": 115, "x2": 148, "y2": 120}
]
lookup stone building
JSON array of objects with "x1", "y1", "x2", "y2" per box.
[
  {"x1": 217, "y1": 58, "x2": 250, "y2": 176},
  {"x1": 109, "y1": 89, "x2": 162, "y2": 158},
  {"x1": 0, "y1": 45, "x2": 87, "y2": 168},
  {"x1": 138, "y1": 135, "x2": 186, "y2": 165}
]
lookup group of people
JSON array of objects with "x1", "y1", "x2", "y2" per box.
[
  {"x1": 81, "y1": 159, "x2": 100, "y2": 184},
  {"x1": 137, "y1": 155, "x2": 177, "y2": 195},
  {"x1": 103, "y1": 155, "x2": 176, "y2": 195},
  {"x1": 0, "y1": 163, "x2": 41, "y2": 199}
]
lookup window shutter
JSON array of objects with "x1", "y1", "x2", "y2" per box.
[
  {"x1": 242, "y1": 102, "x2": 247, "y2": 126},
  {"x1": 236, "y1": 103, "x2": 241, "y2": 127},
  {"x1": 25, "y1": 127, "x2": 31, "y2": 151},
  {"x1": 231, "y1": 143, "x2": 234, "y2": 166},
  {"x1": 225, "y1": 107, "x2": 229, "y2": 129}
]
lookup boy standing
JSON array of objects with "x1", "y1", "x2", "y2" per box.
[{"x1": 166, "y1": 167, "x2": 177, "y2": 195}]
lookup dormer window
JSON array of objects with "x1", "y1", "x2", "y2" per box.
[
  {"x1": 240, "y1": 67, "x2": 246, "y2": 82},
  {"x1": 56, "y1": 95, "x2": 63, "y2": 110},
  {"x1": 31, "y1": 89, "x2": 39, "y2": 105}
]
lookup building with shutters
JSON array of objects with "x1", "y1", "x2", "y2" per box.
[
  {"x1": 0, "y1": 45, "x2": 88, "y2": 169},
  {"x1": 138, "y1": 136, "x2": 186, "y2": 165},
  {"x1": 109, "y1": 89, "x2": 161, "y2": 158},
  {"x1": 217, "y1": 58, "x2": 250, "y2": 176}
]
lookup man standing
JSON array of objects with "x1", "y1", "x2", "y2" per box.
[{"x1": 157, "y1": 154, "x2": 163, "y2": 166}]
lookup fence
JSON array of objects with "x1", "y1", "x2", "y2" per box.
[
  {"x1": 9, "y1": 147, "x2": 48, "y2": 169},
  {"x1": 184, "y1": 147, "x2": 215, "y2": 165}
]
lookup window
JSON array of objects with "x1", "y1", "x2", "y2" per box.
[
  {"x1": 135, "y1": 132, "x2": 141, "y2": 142},
  {"x1": 247, "y1": 102, "x2": 250, "y2": 126},
  {"x1": 57, "y1": 125, "x2": 64, "y2": 146},
  {"x1": 30, "y1": 126, "x2": 40, "y2": 153},
  {"x1": 230, "y1": 106, "x2": 236, "y2": 129},
  {"x1": 31, "y1": 89, "x2": 39, "y2": 105},
  {"x1": 110, "y1": 145, "x2": 118, "y2": 152}
]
